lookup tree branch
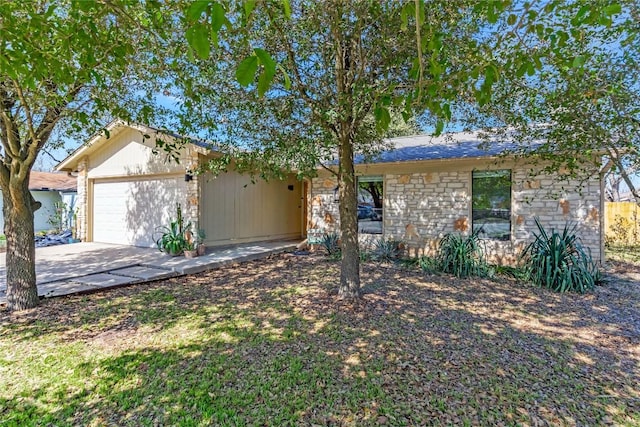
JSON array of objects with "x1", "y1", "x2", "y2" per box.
[{"x1": 265, "y1": 6, "x2": 339, "y2": 137}]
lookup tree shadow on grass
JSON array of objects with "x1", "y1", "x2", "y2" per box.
[{"x1": 1, "y1": 254, "x2": 639, "y2": 425}]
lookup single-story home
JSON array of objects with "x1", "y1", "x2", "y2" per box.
[
  {"x1": 309, "y1": 133, "x2": 604, "y2": 264},
  {"x1": 55, "y1": 120, "x2": 303, "y2": 248},
  {"x1": 0, "y1": 171, "x2": 77, "y2": 233},
  {"x1": 55, "y1": 120, "x2": 604, "y2": 265}
]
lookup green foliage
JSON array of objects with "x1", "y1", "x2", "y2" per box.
[
  {"x1": 470, "y1": 1, "x2": 638, "y2": 190},
  {"x1": 437, "y1": 230, "x2": 488, "y2": 278},
  {"x1": 418, "y1": 256, "x2": 440, "y2": 274},
  {"x1": 46, "y1": 201, "x2": 69, "y2": 233},
  {"x1": 155, "y1": 221, "x2": 187, "y2": 256},
  {"x1": 174, "y1": 0, "x2": 626, "y2": 297},
  {"x1": 320, "y1": 232, "x2": 341, "y2": 257},
  {"x1": 1, "y1": 0, "x2": 175, "y2": 309},
  {"x1": 521, "y1": 219, "x2": 600, "y2": 293},
  {"x1": 155, "y1": 204, "x2": 192, "y2": 256},
  {"x1": 491, "y1": 264, "x2": 528, "y2": 281},
  {"x1": 371, "y1": 238, "x2": 404, "y2": 262}
]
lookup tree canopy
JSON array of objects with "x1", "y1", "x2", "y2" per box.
[
  {"x1": 174, "y1": 0, "x2": 630, "y2": 296},
  {"x1": 467, "y1": 1, "x2": 638, "y2": 193},
  {"x1": 0, "y1": 0, "x2": 634, "y2": 310},
  {"x1": 0, "y1": 0, "x2": 173, "y2": 310}
]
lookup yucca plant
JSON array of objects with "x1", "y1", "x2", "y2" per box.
[
  {"x1": 521, "y1": 218, "x2": 599, "y2": 293},
  {"x1": 371, "y1": 238, "x2": 403, "y2": 262},
  {"x1": 437, "y1": 229, "x2": 488, "y2": 278},
  {"x1": 155, "y1": 220, "x2": 186, "y2": 256},
  {"x1": 320, "y1": 232, "x2": 341, "y2": 257}
]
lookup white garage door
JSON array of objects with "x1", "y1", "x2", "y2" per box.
[{"x1": 92, "y1": 176, "x2": 187, "y2": 247}]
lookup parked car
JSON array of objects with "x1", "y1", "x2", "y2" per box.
[{"x1": 358, "y1": 205, "x2": 380, "y2": 220}]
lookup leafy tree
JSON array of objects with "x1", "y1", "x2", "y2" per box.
[
  {"x1": 176, "y1": 0, "x2": 522, "y2": 298},
  {"x1": 468, "y1": 1, "x2": 637, "y2": 196},
  {"x1": 177, "y1": 1, "x2": 626, "y2": 298},
  {"x1": 0, "y1": 1, "x2": 170, "y2": 310}
]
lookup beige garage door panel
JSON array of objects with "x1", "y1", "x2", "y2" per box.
[
  {"x1": 93, "y1": 176, "x2": 186, "y2": 247},
  {"x1": 201, "y1": 172, "x2": 301, "y2": 245}
]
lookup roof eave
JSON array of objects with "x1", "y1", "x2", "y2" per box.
[{"x1": 54, "y1": 119, "x2": 127, "y2": 172}]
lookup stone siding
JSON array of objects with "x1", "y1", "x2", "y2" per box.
[
  {"x1": 185, "y1": 150, "x2": 201, "y2": 230},
  {"x1": 385, "y1": 171, "x2": 470, "y2": 256},
  {"x1": 511, "y1": 170, "x2": 601, "y2": 263},
  {"x1": 309, "y1": 176, "x2": 340, "y2": 233},
  {"x1": 310, "y1": 167, "x2": 602, "y2": 264},
  {"x1": 76, "y1": 157, "x2": 89, "y2": 241}
]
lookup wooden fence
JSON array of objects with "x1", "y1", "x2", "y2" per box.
[{"x1": 605, "y1": 202, "x2": 640, "y2": 245}]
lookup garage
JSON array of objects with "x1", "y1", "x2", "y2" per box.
[
  {"x1": 200, "y1": 170, "x2": 302, "y2": 246},
  {"x1": 92, "y1": 176, "x2": 187, "y2": 247},
  {"x1": 55, "y1": 121, "x2": 304, "y2": 248}
]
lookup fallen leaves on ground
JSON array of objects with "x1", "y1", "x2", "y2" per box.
[{"x1": 0, "y1": 253, "x2": 639, "y2": 426}]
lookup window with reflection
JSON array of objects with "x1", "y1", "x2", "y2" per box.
[
  {"x1": 472, "y1": 170, "x2": 511, "y2": 240},
  {"x1": 357, "y1": 176, "x2": 383, "y2": 234}
]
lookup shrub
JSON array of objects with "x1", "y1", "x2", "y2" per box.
[
  {"x1": 437, "y1": 230, "x2": 488, "y2": 278},
  {"x1": 418, "y1": 256, "x2": 440, "y2": 274},
  {"x1": 154, "y1": 203, "x2": 191, "y2": 256},
  {"x1": 320, "y1": 232, "x2": 341, "y2": 256},
  {"x1": 371, "y1": 237, "x2": 403, "y2": 262},
  {"x1": 155, "y1": 220, "x2": 186, "y2": 256},
  {"x1": 492, "y1": 264, "x2": 528, "y2": 281},
  {"x1": 521, "y1": 218, "x2": 600, "y2": 293}
]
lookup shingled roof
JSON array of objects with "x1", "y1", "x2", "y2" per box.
[
  {"x1": 29, "y1": 171, "x2": 77, "y2": 192},
  {"x1": 355, "y1": 132, "x2": 533, "y2": 164}
]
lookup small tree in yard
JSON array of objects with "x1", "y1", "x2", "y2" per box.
[
  {"x1": 176, "y1": 1, "x2": 618, "y2": 299},
  {"x1": 175, "y1": 0, "x2": 521, "y2": 298},
  {"x1": 0, "y1": 1, "x2": 171, "y2": 310}
]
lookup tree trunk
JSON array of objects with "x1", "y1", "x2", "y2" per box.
[
  {"x1": 3, "y1": 178, "x2": 39, "y2": 310},
  {"x1": 338, "y1": 136, "x2": 361, "y2": 299},
  {"x1": 366, "y1": 182, "x2": 383, "y2": 209}
]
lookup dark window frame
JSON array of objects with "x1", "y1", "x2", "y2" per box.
[
  {"x1": 471, "y1": 169, "x2": 512, "y2": 241},
  {"x1": 357, "y1": 175, "x2": 384, "y2": 235}
]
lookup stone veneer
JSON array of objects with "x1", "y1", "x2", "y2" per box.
[
  {"x1": 184, "y1": 149, "x2": 202, "y2": 230},
  {"x1": 75, "y1": 156, "x2": 89, "y2": 241},
  {"x1": 310, "y1": 167, "x2": 602, "y2": 265},
  {"x1": 309, "y1": 176, "x2": 340, "y2": 232}
]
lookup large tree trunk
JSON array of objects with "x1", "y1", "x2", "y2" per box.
[
  {"x1": 338, "y1": 136, "x2": 361, "y2": 299},
  {"x1": 3, "y1": 176, "x2": 39, "y2": 310}
]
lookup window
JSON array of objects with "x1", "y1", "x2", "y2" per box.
[
  {"x1": 472, "y1": 170, "x2": 511, "y2": 240},
  {"x1": 357, "y1": 176, "x2": 383, "y2": 234}
]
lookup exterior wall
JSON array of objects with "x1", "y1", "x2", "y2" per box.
[
  {"x1": 184, "y1": 151, "x2": 203, "y2": 231},
  {"x1": 309, "y1": 176, "x2": 340, "y2": 233},
  {"x1": 310, "y1": 160, "x2": 602, "y2": 264},
  {"x1": 31, "y1": 191, "x2": 63, "y2": 232},
  {"x1": 0, "y1": 190, "x2": 69, "y2": 233},
  {"x1": 87, "y1": 127, "x2": 186, "y2": 178},
  {"x1": 385, "y1": 171, "x2": 470, "y2": 255},
  {"x1": 76, "y1": 157, "x2": 89, "y2": 241},
  {"x1": 75, "y1": 127, "x2": 195, "y2": 244},
  {"x1": 511, "y1": 170, "x2": 601, "y2": 263},
  {"x1": 200, "y1": 166, "x2": 303, "y2": 246}
]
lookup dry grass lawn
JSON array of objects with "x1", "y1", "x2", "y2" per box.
[{"x1": 1, "y1": 253, "x2": 639, "y2": 426}]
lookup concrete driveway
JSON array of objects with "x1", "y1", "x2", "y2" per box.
[{"x1": 0, "y1": 241, "x2": 298, "y2": 303}]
